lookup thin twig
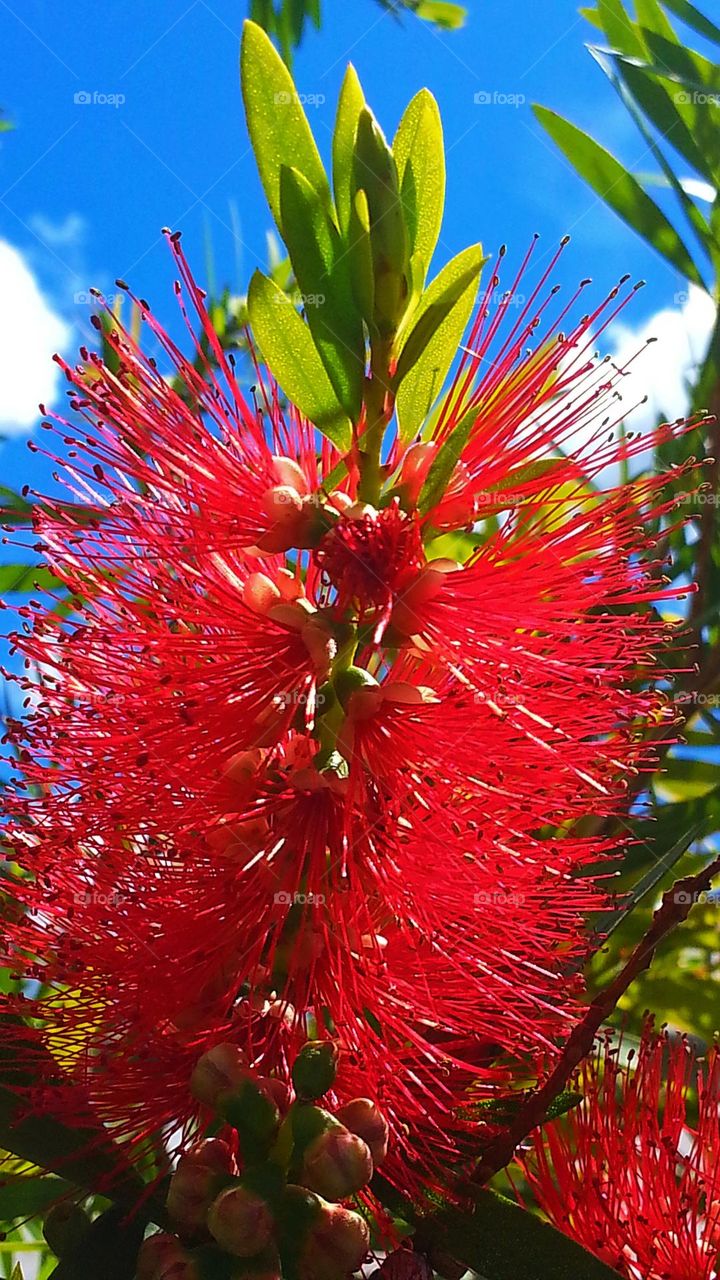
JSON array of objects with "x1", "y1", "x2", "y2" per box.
[{"x1": 470, "y1": 851, "x2": 720, "y2": 1185}]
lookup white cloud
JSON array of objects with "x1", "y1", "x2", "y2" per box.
[
  {"x1": 0, "y1": 239, "x2": 70, "y2": 434},
  {"x1": 610, "y1": 284, "x2": 716, "y2": 434}
]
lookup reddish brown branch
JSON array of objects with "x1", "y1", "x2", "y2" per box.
[{"x1": 470, "y1": 852, "x2": 720, "y2": 1185}]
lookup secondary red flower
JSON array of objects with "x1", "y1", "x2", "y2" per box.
[
  {"x1": 520, "y1": 1025, "x2": 720, "y2": 1280},
  {"x1": 0, "y1": 233, "x2": 701, "y2": 1198}
]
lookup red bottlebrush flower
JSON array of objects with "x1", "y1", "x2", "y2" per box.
[
  {"x1": 520, "y1": 1025, "x2": 720, "y2": 1280},
  {"x1": 0, "y1": 232, "x2": 703, "y2": 1200}
]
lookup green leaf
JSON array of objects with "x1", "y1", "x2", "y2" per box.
[
  {"x1": 279, "y1": 166, "x2": 365, "y2": 422},
  {"x1": 589, "y1": 46, "x2": 714, "y2": 264},
  {"x1": 348, "y1": 189, "x2": 375, "y2": 321},
  {"x1": 375, "y1": 1179, "x2": 623, "y2": 1280},
  {"x1": 394, "y1": 89, "x2": 445, "y2": 278},
  {"x1": 241, "y1": 20, "x2": 332, "y2": 233},
  {"x1": 247, "y1": 270, "x2": 352, "y2": 449},
  {"x1": 661, "y1": 0, "x2": 720, "y2": 44},
  {"x1": 333, "y1": 64, "x2": 366, "y2": 233},
  {"x1": 413, "y1": 0, "x2": 466, "y2": 27},
  {"x1": 0, "y1": 1174, "x2": 73, "y2": 1220},
  {"x1": 654, "y1": 757, "x2": 720, "y2": 801},
  {"x1": 595, "y1": 0, "x2": 646, "y2": 53},
  {"x1": 395, "y1": 244, "x2": 484, "y2": 441},
  {"x1": 418, "y1": 407, "x2": 477, "y2": 515},
  {"x1": 0, "y1": 486, "x2": 33, "y2": 515},
  {"x1": 0, "y1": 1017, "x2": 144, "y2": 1201},
  {"x1": 0, "y1": 564, "x2": 65, "y2": 595},
  {"x1": 533, "y1": 106, "x2": 706, "y2": 285},
  {"x1": 636, "y1": 0, "x2": 678, "y2": 38}
]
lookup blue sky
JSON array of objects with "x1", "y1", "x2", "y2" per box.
[{"x1": 0, "y1": 0, "x2": 713, "y2": 495}]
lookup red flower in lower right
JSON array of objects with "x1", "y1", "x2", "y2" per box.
[{"x1": 519, "y1": 1025, "x2": 720, "y2": 1280}]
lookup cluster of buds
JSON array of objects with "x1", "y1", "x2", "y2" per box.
[{"x1": 137, "y1": 1040, "x2": 388, "y2": 1280}]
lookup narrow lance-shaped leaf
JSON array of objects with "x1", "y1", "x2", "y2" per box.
[
  {"x1": 533, "y1": 106, "x2": 707, "y2": 285},
  {"x1": 279, "y1": 165, "x2": 365, "y2": 422},
  {"x1": 333, "y1": 64, "x2": 366, "y2": 233},
  {"x1": 393, "y1": 88, "x2": 446, "y2": 279},
  {"x1": 241, "y1": 20, "x2": 333, "y2": 233},
  {"x1": 247, "y1": 270, "x2": 353, "y2": 450},
  {"x1": 396, "y1": 243, "x2": 484, "y2": 441},
  {"x1": 661, "y1": 0, "x2": 720, "y2": 45}
]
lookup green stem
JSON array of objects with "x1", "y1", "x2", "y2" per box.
[{"x1": 357, "y1": 334, "x2": 396, "y2": 506}]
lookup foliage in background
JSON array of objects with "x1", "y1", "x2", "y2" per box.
[
  {"x1": 248, "y1": 0, "x2": 466, "y2": 64},
  {"x1": 535, "y1": 0, "x2": 720, "y2": 1048}
]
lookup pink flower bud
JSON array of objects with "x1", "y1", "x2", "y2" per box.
[
  {"x1": 262, "y1": 485, "x2": 304, "y2": 525},
  {"x1": 166, "y1": 1160, "x2": 225, "y2": 1234},
  {"x1": 398, "y1": 441, "x2": 438, "y2": 505},
  {"x1": 189, "y1": 1043, "x2": 249, "y2": 1107},
  {"x1": 242, "y1": 573, "x2": 282, "y2": 617},
  {"x1": 136, "y1": 1233, "x2": 193, "y2": 1280},
  {"x1": 259, "y1": 1076, "x2": 293, "y2": 1115},
  {"x1": 302, "y1": 1125, "x2": 374, "y2": 1200},
  {"x1": 183, "y1": 1137, "x2": 236, "y2": 1174},
  {"x1": 207, "y1": 1185, "x2": 274, "y2": 1257},
  {"x1": 335, "y1": 1098, "x2": 389, "y2": 1165},
  {"x1": 271, "y1": 455, "x2": 309, "y2": 495},
  {"x1": 299, "y1": 1200, "x2": 370, "y2": 1280}
]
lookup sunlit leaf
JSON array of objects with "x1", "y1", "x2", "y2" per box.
[{"x1": 533, "y1": 106, "x2": 707, "y2": 284}]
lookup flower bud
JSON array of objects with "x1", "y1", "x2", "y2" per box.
[
  {"x1": 166, "y1": 1160, "x2": 227, "y2": 1235},
  {"x1": 333, "y1": 667, "x2": 382, "y2": 721},
  {"x1": 190, "y1": 1043, "x2": 249, "y2": 1108},
  {"x1": 335, "y1": 1097, "x2": 389, "y2": 1165},
  {"x1": 207, "y1": 1185, "x2": 274, "y2": 1257},
  {"x1": 398, "y1": 441, "x2": 438, "y2": 506},
  {"x1": 242, "y1": 573, "x2": 282, "y2": 618},
  {"x1": 291, "y1": 1040, "x2": 339, "y2": 1101},
  {"x1": 298, "y1": 1200, "x2": 370, "y2": 1280},
  {"x1": 136, "y1": 1233, "x2": 193, "y2": 1280},
  {"x1": 302, "y1": 1125, "x2": 374, "y2": 1200},
  {"x1": 183, "y1": 1137, "x2": 236, "y2": 1174},
  {"x1": 259, "y1": 1076, "x2": 293, "y2": 1115},
  {"x1": 43, "y1": 1202, "x2": 91, "y2": 1258},
  {"x1": 271, "y1": 455, "x2": 309, "y2": 495}
]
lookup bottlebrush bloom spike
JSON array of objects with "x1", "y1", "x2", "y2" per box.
[
  {"x1": 520, "y1": 1024, "x2": 720, "y2": 1280},
  {"x1": 0, "y1": 232, "x2": 705, "y2": 1199}
]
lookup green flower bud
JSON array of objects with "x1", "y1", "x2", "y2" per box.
[
  {"x1": 335, "y1": 1097, "x2": 389, "y2": 1165},
  {"x1": 190, "y1": 1046, "x2": 280, "y2": 1164},
  {"x1": 353, "y1": 110, "x2": 410, "y2": 335},
  {"x1": 291, "y1": 1040, "x2": 339, "y2": 1101},
  {"x1": 301, "y1": 1126, "x2": 374, "y2": 1201},
  {"x1": 207, "y1": 1185, "x2": 274, "y2": 1259}
]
